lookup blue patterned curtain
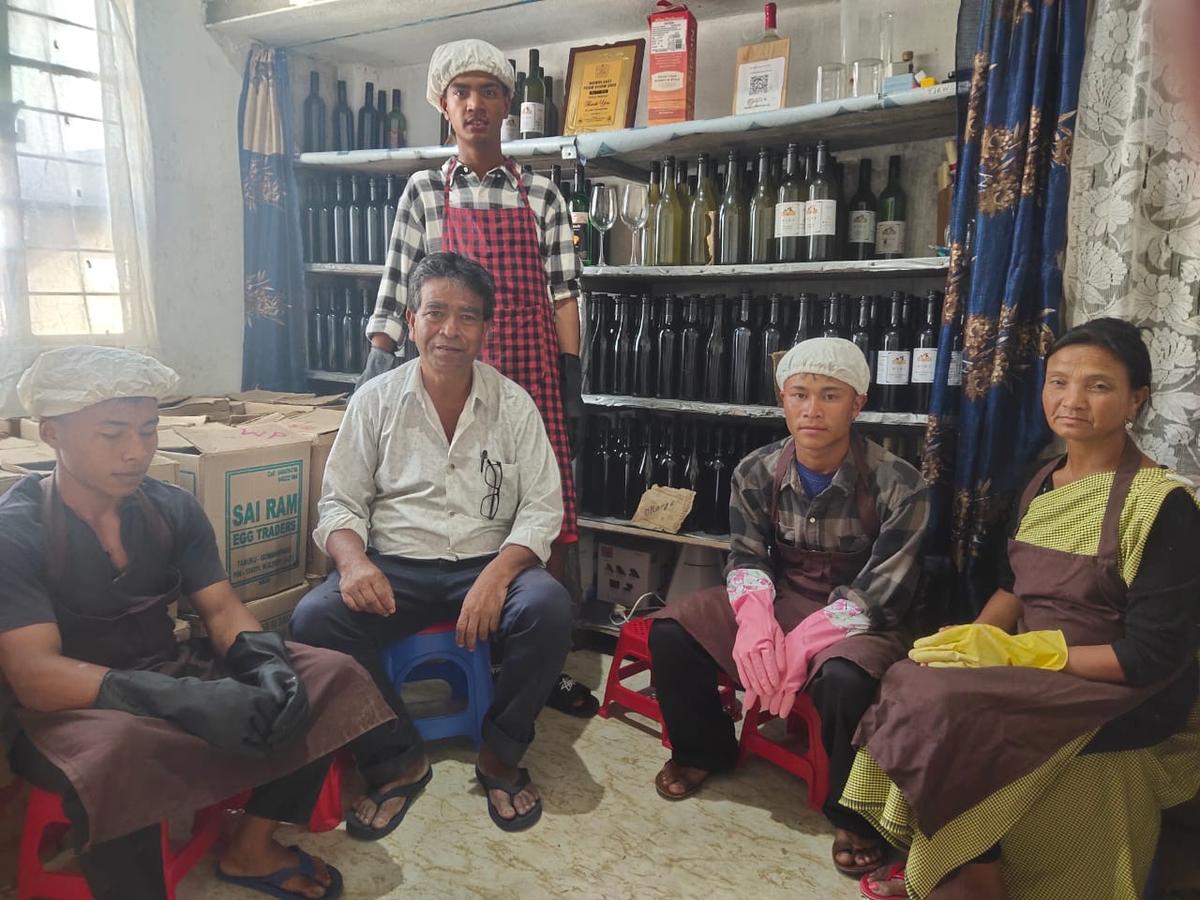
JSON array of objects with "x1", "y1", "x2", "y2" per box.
[
  {"x1": 238, "y1": 45, "x2": 306, "y2": 391},
  {"x1": 921, "y1": 0, "x2": 1086, "y2": 610}
]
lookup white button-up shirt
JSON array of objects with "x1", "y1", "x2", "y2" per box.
[{"x1": 315, "y1": 359, "x2": 563, "y2": 564}]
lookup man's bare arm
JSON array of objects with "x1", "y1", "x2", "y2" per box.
[
  {"x1": 0, "y1": 624, "x2": 107, "y2": 711},
  {"x1": 188, "y1": 579, "x2": 263, "y2": 656}
]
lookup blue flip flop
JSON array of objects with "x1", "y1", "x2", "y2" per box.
[
  {"x1": 216, "y1": 846, "x2": 343, "y2": 899},
  {"x1": 345, "y1": 765, "x2": 433, "y2": 841},
  {"x1": 474, "y1": 766, "x2": 543, "y2": 832}
]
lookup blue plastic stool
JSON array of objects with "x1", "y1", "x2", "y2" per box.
[{"x1": 381, "y1": 622, "x2": 494, "y2": 748}]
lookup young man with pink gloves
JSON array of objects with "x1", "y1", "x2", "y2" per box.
[{"x1": 646, "y1": 337, "x2": 929, "y2": 880}]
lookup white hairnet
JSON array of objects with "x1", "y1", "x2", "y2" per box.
[
  {"x1": 18, "y1": 346, "x2": 180, "y2": 418},
  {"x1": 426, "y1": 39, "x2": 515, "y2": 110},
  {"x1": 775, "y1": 337, "x2": 870, "y2": 395}
]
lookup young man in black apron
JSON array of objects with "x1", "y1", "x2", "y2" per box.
[
  {"x1": 647, "y1": 338, "x2": 930, "y2": 879},
  {"x1": 0, "y1": 347, "x2": 394, "y2": 900}
]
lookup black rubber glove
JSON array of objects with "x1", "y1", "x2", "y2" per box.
[
  {"x1": 95, "y1": 669, "x2": 283, "y2": 756},
  {"x1": 355, "y1": 346, "x2": 399, "y2": 391},
  {"x1": 225, "y1": 631, "x2": 310, "y2": 749},
  {"x1": 560, "y1": 352, "x2": 584, "y2": 460}
]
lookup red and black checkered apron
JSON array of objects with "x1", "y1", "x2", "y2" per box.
[{"x1": 440, "y1": 159, "x2": 577, "y2": 543}]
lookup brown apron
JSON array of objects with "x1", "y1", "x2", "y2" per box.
[
  {"x1": 14, "y1": 475, "x2": 394, "y2": 846},
  {"x1": 652, "y1": 437, "x2": 909, "y2": 688},
  {"x1": 855, "y1": 440, "x2": 1175, "y2": 837}
]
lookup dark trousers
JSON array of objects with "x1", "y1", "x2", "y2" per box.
[
  {"x1": 290, "y1": 552, "x2": 572, "y2": 783},
  {"x1": 9, "y1": 731, "x2": 331, "y2": 900},
  {"x1": 648, "y1": 619, "x2": 882, "y2": 839}
]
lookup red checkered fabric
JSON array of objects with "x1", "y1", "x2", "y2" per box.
[{"x1": 441, "y1": 159, "x2": 577, "y2": 542}]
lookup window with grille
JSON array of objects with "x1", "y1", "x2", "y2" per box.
[{"x1": 2, "y1": 0, "x2": 124, "y2": 339}]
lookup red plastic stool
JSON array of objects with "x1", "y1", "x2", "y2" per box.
[
  {"x1": 738, "y1": 692, "x2": 830, "y2": 811},
  {"x1": 599, "y1": 617, "x2": 739, "y2": 747},
  {"x1": 18, "y1": 785, "x2": 227, "y2": 900},
  {"x1": 306, "y1": 751, "x2": 349, "y2": 833}
]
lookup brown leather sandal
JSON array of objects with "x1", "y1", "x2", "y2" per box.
[
  {"x1": 654, "y1": 761, "x2": 709, "y2": 801},
  {"x1": 832, "y1": 837, "x2": 886, "y2": 878}
]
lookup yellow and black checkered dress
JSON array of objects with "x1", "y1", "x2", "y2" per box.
[{"x1": 841, "y1": 469, "x2": 1200, "y2": 899}]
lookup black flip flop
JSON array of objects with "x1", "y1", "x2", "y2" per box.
[
  {"x1": 546, "y1": 674, "x2": 600, "y2": 718},
  {"x1": 345, "y1": 767, "x2": 433, "y2": 841},
  {"x1": 475, "y1": 766, "x2": 543, "y2": 832},
  {"x1": 216, "y1": 846, "x2": 343, "y2": 899}
]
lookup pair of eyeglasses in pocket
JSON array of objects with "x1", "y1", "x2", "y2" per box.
[{"x1": 480, "y1": 451, "x2": 503, "y2": 520}]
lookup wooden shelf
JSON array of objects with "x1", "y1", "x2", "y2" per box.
[
  {"x1": 583, "y1": 394, "x2": 928, "y2": 426},
  {"x1": 305, "y1": 263, "x2": 386, "y2": 277},
  {"x1": 578, "y1": 515, "x2": 731, "y2": 550},
  {"x1": 583, "y1": 256, "x2": 949, "y2": 282},
  {"x1": 305, "y1": 369, "x2": 357, "y2": 384}
]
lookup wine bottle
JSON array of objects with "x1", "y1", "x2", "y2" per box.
[
  {"x1": 701, "y1": 429, "x2": 731, "y2": 534},
  {"x1": 583, "y1": 416, "x2": 607, "y2": 514},
  {"x1": 639, "y1": 420, "x2": 658, "y2": 492},
  {"x1": 612, "y1": 295, "x2": 634, "y2": 395},
  {"x1": 655, "y1": 418, "x2": 683, "y2": 489},
  {"x1": 341, "y1": 289, "x2": 359, "y2": 373},
  {"x1": 851, "y1": 296, "x2": 877, "y2": 409},
  {"x1": 621, "y1": 418, "x2": 643, "y2": 518},
  {"x1": 682, "y1": 424, "x2": 704, "y2": 530},
  {"x1": 759, "y1": 293, "x2": 784, "y2": 402},
  {"x1": 848, "y1": 158, "x2": 877, "y2": 260},
  {"x1": 501, "y1": 62, "x2": 521, "y2": 143},
  {"x1": 316, "y1": 179, "x2": 333, "y2": 263},
  {"x1": 383, "y1": 175, "x2": 399, "y2": 253},
  {"x1": 805, "y1": 140, "x2": 837, "y2": 262},
  {"x1": 748, "y1": 147, "x2": 775, "y2": 264},
  {"x1": 386, "y1": 89, "x2": 407, "y2": 148},
  {"x1": 302, "y1": 179, "x2": 318, "y2": 262},
  {"x1": 775, "y1": 143, "x2": 805, "y2": 263},
  {"x1": 656, "y1": 295, "x2": 681, "y2": 399},
  {"x1": 678, "y1": 296, "x2": 703, "y2": 400},
  {"x1": 876, "y1": 292, "x2": 912, "y2": 412},
  {"x1": 642, "y1": 161, "x2": 661, "y2": 266},
  {"x1": 324, "y1": 287, "x2": 343, "y2": 372},
  {"x1": 357, "y1": 82, "x2": 378, "y2": 151},
  {"x1": 676, "y1": 158, "x2": 690, "y2": 197},
  {"x1": 703, "y1": 296, "x2": 729, "y2": 402},
  {"x1": 947, "y1": 318, "x2": 964, "y2": 403},
  {"x1": 910, "y1": 290, "x2": 941, "y2": 413},
  {"x1": 603, "y1": 417, "x2": 623, "y2": 518},
  {"x1": 348, "y1": 176, "x2": 365, "y2": 264},
  {"x1": 374, "y1": 89, "x2": 388, "y2": 149},
  {"x1": 822, "y1": 293, "x2": 844, "y2": 339},
  {"x1": 832, "y1": 158, "x2": 847, "y2": 259},
  {"x1": 655, "y1": 156, "x2": 685, "y2": 266},
  {"x1": 686, "y1": 153, "x2": 717, "y2": 265},
  {"x1": 633, "y1": 294, "x2": 655, "y2": 397},
  {"x1": 365, "y1": 178, "x2": 384, "y2": 265},
  {"x1": 308, "y1": 286, "x2": 324, "y2": 368},
  {"x1": 792, "y1": 291, "x2": 817, "y2": 345},
  {"x1": 876, "y1": 155, "x2": 907, "y2": 259},
  {"x1": 332, "y1": 80, "x2": 353, "y2": 151},
  {"x1": 520, "y1": 51, "x2": 546, "y2": 139},
  {"x1": 715, "y1": 427, "x2": 738, "y2": 532},
  {"x1": 303, "y1": 71, "x2": 325, "y2": 153},
  {"x1": 544, "y1": 75, "x2": 559, "y2": 137},
  {"x1": 729, "y1": 291, "x2": 758, "y2": 404},
  {"x1": 570, "y1": 163, "x2": 592, "y2": 266},
  {"x1": 358, "y1": 286, "x2": 372, "y2": 358},
  {"x1": 717, "y1": 151, "x2": 748, "y2": 264},
  {"x1": 332, "y1": 176, "x2": 350, "y2": 263}
]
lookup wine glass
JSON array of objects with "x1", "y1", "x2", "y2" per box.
[
  {"x1": 590, "y1": 184, "x2": 617, "y2": 267},
  {"x1": 619, "y1": 183, "x2": 649, "y2": 266}
]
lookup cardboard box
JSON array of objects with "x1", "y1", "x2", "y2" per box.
[
  {"x1": 158, "y1": 396, "x2": 241, "y2": 423},
  {"x1": 647, "y1": 3, "x2": 696, "y2": 125},
  {"x1": 244, "y1": 582, "x2": 311, "y2": 633},
  {"x1": 597, "y1": 541, "x2": 666, "y2": 608},
  {"x1": 230, "y1": 390, "x2": 346, "y2": 408},
  {"x1": 17, "y1": 419, "x2": 39, "y2": 441},
  {"x1": 158, "y1": 423, "x2": 311, "y2": 601},
  {"x1": 0, "y1": 437, "x2": 179, "y2": 486}
]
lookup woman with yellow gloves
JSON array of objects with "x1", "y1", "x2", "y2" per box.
[{"x1": 844, "y1": 318, "x2": 1200, "y2": 900}]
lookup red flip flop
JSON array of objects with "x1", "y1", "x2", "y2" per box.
[{"x1": 859, "y1": 863, "x2": 906, "y2": 900}]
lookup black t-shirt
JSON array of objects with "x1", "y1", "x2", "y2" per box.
[{"x1": 0, "y1": 475, "x2": 228, "y2": 636}]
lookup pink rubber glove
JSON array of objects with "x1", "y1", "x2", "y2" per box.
[
  {"x1": 764, "y1": 599, "x2": 872, "y2": 719},
  {"x1": 728, "y1": 569, "x2": 786, "y2": 707}
]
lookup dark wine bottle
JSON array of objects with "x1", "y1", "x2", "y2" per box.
[
  {"x1": 656, "y1": 295, "x2": 680, "y2": 399},
  {"x1": 302, "y1": 179, "x2": 318, "y2": 262},
  {"x1": 348, "y1": 176, "x2": 365, "y2": 264},
  {"x1": 822, "y1": 293, "x2": 844, "y2": 339},
  {"x1": 383, "y1": 175, "x2": 399, "y2": 252},
  {"x1": 621, "y1": 418, "x2": 643, "y2": 518},
  {"x1": 678, "y1": 296, "x2": 703, "y2": 401},
  {"x1": 332, "y1": 176, "x2": 350, "y2": 263},
  {"x1": 701, "y1": 429, "x2": 731, "y2": 534},
  {"x1": 633, "y1": 294, "x2": 655, "y2": 397},
  {"x1": 308, "y1": 286, "x2": 324, "y2": 368},
  {"x1": 332, "y1": 80, "x2": 353, "y2": 151},
  {"x1": 501, "y1": 63, "x2": 522, "y2": 143},
  {"x1": 805, "y1": 140, "x2": 837, "y2": 262},
  {"x1": 612, "y1": 295, "x2": 634, "y2": 395},
  {"x1": 366, "y1": 178, "x2": 384, "y2": 265},
  {"x1": 583, "y1": 416, "x2": 607, "y2": 514},
  {"x1": 876, "y1": 155, "x2": 907, "y2": 259},
  {"x1": 876, "y1": 292, "x2": 912, "y2": 412},
  {"x1": 544, "y1": 75, "x2": 559, "y2": 137},
  {"x1": 374, "y1": 89, "x2": 387, "y2": 150},
  {"x1": 358, "y1": 286, "x2": 372, "y2": 360},
  {"x1": 775, "y1": 143, "x2": 804, "y2": 263},
  {"x1": 600, "y1": 417, "x2": 621, "y2": 517},
  {"x1": 851, "y1": 296, "x2": 877, "y2": 409},
  {"x1": 717, "y1": 151, "x2": 748, "y2": 265},
  {"x1": 570, "y1": 163, "x2": 592, "y2": 266},
  {"x1": 341, "y1": 288, "x2": 359, "y2": 373},
  {"x1": 748, "y1": 148, "x2": 775, "y2": 264},
  {"x1": 323, "y1": 287, "x2": 342, "y2": 372},
  {"x1": 848, "y1": 158, "x2": 877, "y2": 260},
  {"x1": 586, "y1": 294, "x2": 607, "y2": 392},
  {"x1": 386, "y1": 89, "x2": 407, "y2": 148},
  {"x1": 760, "y1": 293, "x2": 784, "y2": 402},
  {"x1": 520, "y1": 51, "x2": 546, "y2": 139},
  {"x1": 911, "y1": 290, "x2": 941, "y2": 414},
  {"x1": 792, "y1": 292, "x2": 817, "y2": 345},
  {"x1": 357, "y1": 82, "x2": 378, "y2": 151},
  {"x1": 729, "y1": 291, "x2": 757, "y2": 404},
  {"x1": 638, "y1": 419, "x2": 658, "y2": 492},
  {"x1": 947, "y1": 318, "x2": 964, "y2": 405},
  {"x1": 703, "y1": 296, "x2": 729, "y2": 402},
  {"x1": 303, "y1": 71, "x2": 325, "y2": 153}
]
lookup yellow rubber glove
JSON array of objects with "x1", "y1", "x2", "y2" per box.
[{"x1": 908, "y1": 623, "x2": 1068, "y2": 670}]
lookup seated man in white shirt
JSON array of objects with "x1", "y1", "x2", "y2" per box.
[{"x1": 292, "y1": 251, "x2": 571, "y2": 837}]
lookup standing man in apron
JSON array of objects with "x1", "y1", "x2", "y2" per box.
[
  {"x1": 647, "y1": 339, "x2": 929, "y2": 879},
  {"x1": 0, "y1": 347, "x2": 394, "y2": 900},
  {"x1": 358, "y1": 39, "x2": 596, "y2": 719}
]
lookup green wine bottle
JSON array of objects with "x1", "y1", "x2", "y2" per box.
[
  {"x1": 748, "y1": 147, "x2": 775, "y2": 264},
  {"x1": 687, "y1": 153, "x2": 717, "y2": 265},
  {"x1": 642, "y1": 161, "x2": 661, "y2": 266},
  {"x1": 655, "y1": 156, "x2": 685, "y2": 266},
  {"x1": 717, "y1": 150, "x2": 748, "y2": 264},
  {"x1": 520, "y1": 51, "x2": 545, "y2": 139}
]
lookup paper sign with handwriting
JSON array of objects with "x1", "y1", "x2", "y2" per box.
[{"x1": 632, "y1": 485, "x2": 696, "y2": 533}]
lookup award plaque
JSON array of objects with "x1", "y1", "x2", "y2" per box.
[{"x1": 562, "y1": 39, "x2": 645, "y2": 135}]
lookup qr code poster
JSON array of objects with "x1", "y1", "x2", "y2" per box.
[{"x1": 734, "y1": 41, "x2": 789, "y2": 115}]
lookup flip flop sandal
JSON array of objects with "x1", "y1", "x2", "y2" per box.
[
  {"x1": 216, "y1": 846, "x2": 343, "y2": 899},
  {"x1": 344, "y1": 766, "x2": 433, "y2": 841},
  {"x1": 654, "y1": 764, "x2": 708, "y2": 801},
  {"x1": 475, "y1": 766, "x2": 543, "y2": 832},
  {"x1": 833, "y1": 838, "x2": 887, "y2": 878},
  {"x1": 546, "y1": 674, "x2": 600, "y2": 718},
  {"x1": 859, "y1": 863, "x2": 906, "y2": 900}
]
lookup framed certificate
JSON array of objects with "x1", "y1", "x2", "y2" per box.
[{"x1": 563, "y1": 39, "x2": 645, "y2": 135}]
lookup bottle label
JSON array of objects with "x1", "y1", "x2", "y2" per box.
[
  {"x1": 947, "y1": 350, "x2": 964, "y2": 386},
  {"x1": 876, "y1": 350, "x2": 911, "y2": 385},
  {"x1": 500, "y1": 115, "x2": 520, "y2": 142},
  {"x1": 705, "y1": 210, "x2": 716, "y2": 263},
  {"x1": 571, "y1": 210, "x2": 590, "y2": 226},
  {"x1": 775, "y1": 201, "x2": 805, "y2": 238},
  {"x1": 911, "y1": 348, "x2": 938, "y2": 383},
  {"x1": 848, "y1": 210, "x2": 877, "y2": 244},
  {"x1": 804, "y1": 199, "x2": 837, "y2": 237},
  {"x1": 519, "y1": 102, "x2": 545, "y2": 134},
  {"x1": 876, "y1": 220, "x2": 906, "y2": 254}
]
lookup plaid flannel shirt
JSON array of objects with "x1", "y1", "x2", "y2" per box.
[
  {"x1": 726, "y1": 436, "x2": 930, "y2": 630},
  {"x1": 366, "y1": 157, "x2": 583, "y2": 344}
]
